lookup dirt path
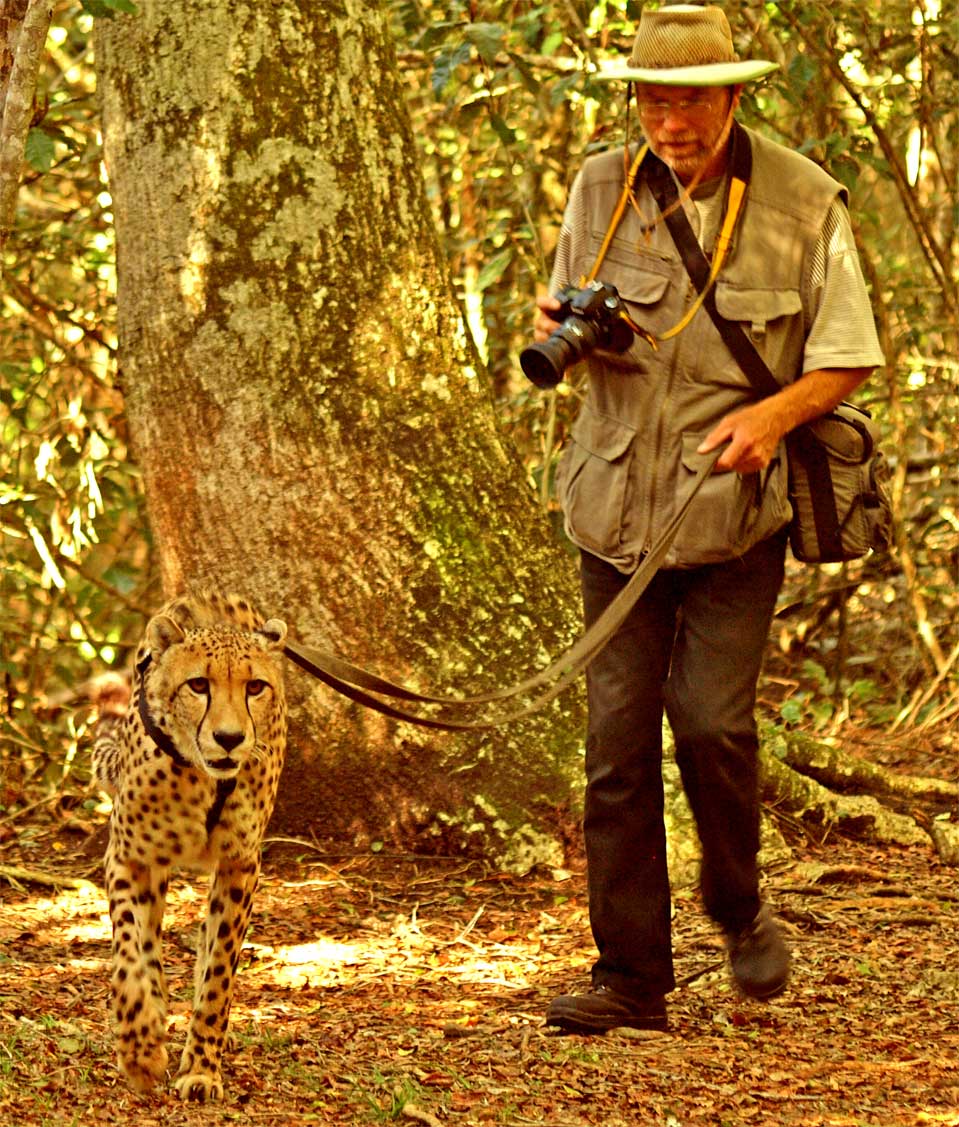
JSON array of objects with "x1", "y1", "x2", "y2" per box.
[{"x1": 0, "y1": 834, "x2": 956, "y2": 1126}]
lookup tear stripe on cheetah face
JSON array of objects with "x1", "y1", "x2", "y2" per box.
[
  {"x1": 141, "y1": 613, "x2": 287, "y2": 778},
  {"x1": 93, "y1": 591, "x2": 288, "y2": 1103}
]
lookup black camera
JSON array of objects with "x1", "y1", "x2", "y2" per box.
[{"x1": 520, "y1": 281, "x2": 636, "y2": 390}]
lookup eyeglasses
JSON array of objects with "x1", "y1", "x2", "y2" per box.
[{"x1": 637, "y1": 97, "x2": 717, "y2": 122}]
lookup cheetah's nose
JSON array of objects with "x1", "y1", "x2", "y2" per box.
[{"x1": 213, "y1": 730, "x2": 245, "y2": 753}]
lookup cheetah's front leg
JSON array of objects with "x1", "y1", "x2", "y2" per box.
[
  {"x1": 105, "y1": 851, "x2": 171, "y2": 1093},
  {"x1": 173, "y1": 858, "x2": 259, "y2": 1101}
]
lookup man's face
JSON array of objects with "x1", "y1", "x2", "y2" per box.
[{"x1": 636, "y1": 84, "x2": 741, "y2": 183}]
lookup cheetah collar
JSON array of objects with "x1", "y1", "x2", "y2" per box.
[
  {"x1": 135, "y1": 652, "x2": 237, "y2": 834},
  {"x1": 135, "y1": 653, "x2": 192, "y2": 770}
]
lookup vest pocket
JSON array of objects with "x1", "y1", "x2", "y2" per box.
[
  {"x1": 557, "y1": 409, "x2": 636, "y2": 558},
  {"x1": 714, "y1": 284, "x2": 803, "y2": 379},
  {"x1": 669, "y1": 432, "x2": 791, "y2": 564}
]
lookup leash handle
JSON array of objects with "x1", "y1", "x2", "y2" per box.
[{"x1": 284, "y1": 445, "x2": 725, "y2": 730}]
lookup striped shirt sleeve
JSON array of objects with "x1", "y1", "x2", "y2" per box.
[{"x1": 800, "y1": 198, "x2": 884, "y2": 373}]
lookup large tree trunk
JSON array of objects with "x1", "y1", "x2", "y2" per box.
[{"x1": 94, "y1": 0, "x2": 584, "y2": 867}]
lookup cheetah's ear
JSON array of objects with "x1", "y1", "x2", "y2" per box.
[
  {"x1": 257, "y1": 618, "x2": 288, "y2": 650},
  {"x1": 147, "y1": 613, "x2": 186, "y2": 657}
]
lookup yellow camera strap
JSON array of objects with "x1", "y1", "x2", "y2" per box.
[
  {"x1": 584, "y1": 143, "x2": 649, "y2": 287},
  {"x1": 582, "y1": 127, "x2": 749, "y2": 347}
]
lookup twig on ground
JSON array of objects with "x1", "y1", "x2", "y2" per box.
[
  {"x1": 401, "y1": 1102, "x2": 444, "y2": 1127},
  {"x1": 0, "y1": 863, "x2": 98, "y2": 891}
]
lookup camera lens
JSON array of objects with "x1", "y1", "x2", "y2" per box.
[
  {"x1": 519, "y1": 340, "x2": 567, "y2": 388},
  {"x1": 520, "y1": 318, "x2": 602, "y2": 388}
]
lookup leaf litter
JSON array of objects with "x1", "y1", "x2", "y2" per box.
[{"x1": 0, "y1": 822, "x2": 957, "y2": 1127}]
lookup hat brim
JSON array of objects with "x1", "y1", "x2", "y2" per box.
[{"x1": 592, "y1": 59, "x2": 779, "y2": 86}]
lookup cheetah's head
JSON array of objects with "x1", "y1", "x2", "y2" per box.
[{"x1": 142, "y1": 614, "x2": 288, "y2": 778}]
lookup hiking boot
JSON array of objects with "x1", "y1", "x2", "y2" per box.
[
  {"x1": 545, "y1": 985, "x2": 668, "y2": 1034},
  {"x1": 725, "y1": 904, "x2": 791, "y2": 999}
]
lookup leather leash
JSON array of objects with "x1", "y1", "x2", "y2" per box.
[{"x1": 284, "y1": 445, "x2": 725, "y2": 730}]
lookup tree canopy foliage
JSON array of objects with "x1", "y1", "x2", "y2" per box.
[{"x1": 1, "y1": 0, "x2": 956, "y2": 817}]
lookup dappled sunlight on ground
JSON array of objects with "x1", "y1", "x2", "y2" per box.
[{"x1": 0, "y1": 842, "x2": 957, "y2": 1125}]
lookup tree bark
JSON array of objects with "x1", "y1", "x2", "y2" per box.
[
  {"x1": 94, "y1": 0, "x2": 585, "y2": 866},
  {"x1": 0, "y1": 0, "x2": 52, "y2": 251}
]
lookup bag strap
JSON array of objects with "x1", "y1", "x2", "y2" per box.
[{"x1": 646, "y1": 124, "x2": 844, "y2": 559}]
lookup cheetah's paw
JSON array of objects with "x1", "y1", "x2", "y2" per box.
[
  {"x1": 118, "y1": 1040, "x2": 168, "y2": 1093},
  {"x1": 173, "y1": 1068, "x2": 225, "y2": 1102}
]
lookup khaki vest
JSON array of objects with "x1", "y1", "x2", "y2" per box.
[{"x1": 556, "y1": 125, "x2": 845, "y2": 571}]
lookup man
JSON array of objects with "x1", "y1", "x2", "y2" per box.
[{"x1": 535, "y1": 4, "x2": 883, "y2": 1034}]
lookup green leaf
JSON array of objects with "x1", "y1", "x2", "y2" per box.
[
  {"x1": 431, "y1": 42, "x2": 471, "y2": 98},
  {"x1": 787, "y1": 54, "x2": 817, "y2": 87},
  {"x1": 507, "y1": 51, "x2": 541, "y2": 95},
  {"x1": 848, "y1": 678, "x2": 880, "y2": 703},
  {"x1": 800, "y1": 659, "x2": 829, "y2": 689},
  {"x1": 25, "y1": 129, "x2": 56, "y2": 174},
  {"x1": 779, "y1": 698, "x2": 805, "y2": 726},
  {"x1": 466, "y1": 22, "x2": 505, "y2": 65},
  {"x1": 830, "y1": 154, "x2": 862, "y2": 192},
  {"x1": 809, "y1": 698, "x2": 835, "y2": 729},
  {"x1": 476, "y1": 248, "x2": 513, "y2": 292},
  {"x1": 489, "y1": 113, "x2": 517, "y2": 148}
]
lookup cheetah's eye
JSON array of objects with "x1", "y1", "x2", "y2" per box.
[
  {"x1": 186, "y1": 677, "x2": 209, "y2": 695},
  {"x1": 246, "y1": 679, "x2": 268, "y2": 697}
]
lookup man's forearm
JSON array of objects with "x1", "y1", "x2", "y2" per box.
[
  {"x1": 764, "y1": 366, "x2": 873, "y2": 436},
  {"x1": 700, "y1": 366, "x2": 875, "y2": 473}
]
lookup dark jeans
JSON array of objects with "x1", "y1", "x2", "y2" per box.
[{"x1": 579, "y1": 533, "x2": 787, "y2": 1000}]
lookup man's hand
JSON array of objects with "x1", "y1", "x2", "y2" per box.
[
  {"x1": 534, "y1": 291, "x2": 563, "y2": 343},
  {"x1": 698, "y1": 399, "x2": 786, "y2": 474},
  {"x1": 698, "y1": 366, "x2": 874, "y2": 475}
]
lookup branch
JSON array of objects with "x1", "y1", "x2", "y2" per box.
[
  {"x1": 0, "y1": 1, "x2": 31, "y2": 109},
  {"x1": 4, "y1": 269, "x2": 118, "y2": 354},
  {"x1": 776, "y1": 3, "x2": 958, "y2": 318},
  {"x1": 0, "y1": 0, "x2": 52, "y2": 254},
  {"x1": 0, "y1": 863, "x2": 98, "y2": 891}
]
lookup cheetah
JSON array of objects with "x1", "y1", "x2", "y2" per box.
[{"x1": 92, "y1": 591, "x2": 288, "y2": 1101}]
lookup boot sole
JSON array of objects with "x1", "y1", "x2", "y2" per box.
[
  {"x1": 545, "y1": 1005, "x2": 668, "y2": 1035},
  {"x1": 734, "y1": 974, "x2": 789, "y2": 1001}
]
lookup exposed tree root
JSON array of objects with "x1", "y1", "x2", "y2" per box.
[
  {"x1": 765, "y1": 723, "x2": 955, "y2": 803},
  {"x1": 664, "y1": 724, "x2": 955, "y2": 887},
  {"x1": 757, "y1": 724, "x2": 956, "y2": 860},
  {"x1": 760, "y1": 750, "x2": 932, "y2": 848}
]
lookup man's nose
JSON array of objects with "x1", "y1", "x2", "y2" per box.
[{"x1": 660, "y1": 106, "x2": 691, "y2": 130}]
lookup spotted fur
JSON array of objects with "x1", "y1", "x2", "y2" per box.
[{"x1": 92, "y1": 591, "x2": 287, "y2": 1102}]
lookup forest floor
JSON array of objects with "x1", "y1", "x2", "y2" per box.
[{"x1": 0, "y1": 799, "x2": 957, "y2": 1127}]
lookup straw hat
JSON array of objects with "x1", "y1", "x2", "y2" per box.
[{"x1": 594, "y1": 4, "x2": 778, "y2": 87}]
